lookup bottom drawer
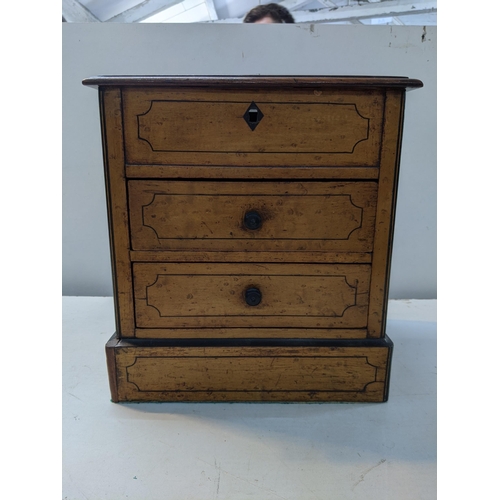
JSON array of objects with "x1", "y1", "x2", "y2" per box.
[
  {"x1": 106, "y1": 336, "x2": 393, "y2": 402},
  {"x1": 133, "y1": 262, "x2": 371, "y2": 331}
]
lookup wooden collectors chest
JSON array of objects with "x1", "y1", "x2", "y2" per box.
[{"x1": 83, "y1": 75, "x2": 422, "y2": 403}]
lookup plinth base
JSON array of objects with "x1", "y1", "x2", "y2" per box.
[{"x1": 106, "y1": 335, "x2": 393, "y2": 403}]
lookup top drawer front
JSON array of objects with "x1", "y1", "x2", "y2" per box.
[{"x1": 123, "y1": 88, "x2": 384, "y2": 168}]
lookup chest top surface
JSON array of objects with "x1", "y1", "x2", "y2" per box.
[{"x1": 83, "y1": 74, "x2": 423, "y2": 89}]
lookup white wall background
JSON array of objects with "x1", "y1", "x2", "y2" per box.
[{"x1": 62, "y1": 23, "x2": 436, "y2": 298}]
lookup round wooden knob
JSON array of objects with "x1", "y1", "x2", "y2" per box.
[
  {"x1": 245, "y1": 287, "x2": 262, "y2": 306},
  {"x1": 244, "y1": 211, "x2": 262, "y2": 230}
]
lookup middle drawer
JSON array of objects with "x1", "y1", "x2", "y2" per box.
[{"x1": 128, "y1": 180, "x2": 377, "y2": 253}]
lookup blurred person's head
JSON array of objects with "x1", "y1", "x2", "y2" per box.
[{"x1": 243, "y1": 3, "x2": 295, "y2": 24}]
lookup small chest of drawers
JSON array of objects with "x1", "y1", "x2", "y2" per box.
[{"x1": 83, "y1": 75, "x2": 422, "y2": 403}]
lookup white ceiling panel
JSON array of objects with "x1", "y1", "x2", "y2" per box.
[{"x1": 65, "y1": 0, "x2": 437, "y2": 24}]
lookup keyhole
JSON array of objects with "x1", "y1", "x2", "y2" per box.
[
  {"x1": 248, "y1": 109, "x2": 258, "y2": 123},
  {"x1": 243, "y1": 102, "x2": 263, "y2": 131}
]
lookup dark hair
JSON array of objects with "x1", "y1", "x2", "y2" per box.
[{"x1": 243, "y1": 3, "x2": 295, "y2": 23}]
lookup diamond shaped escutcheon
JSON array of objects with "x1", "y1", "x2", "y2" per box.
[{"x1": 243, "y1": 102, "x2": 264, "y2": 131}]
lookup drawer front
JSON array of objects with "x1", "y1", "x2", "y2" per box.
[
  {"x1": 123, "y1": 88, "x2": 384, "y2": 168},
  {"x1": 111, "y1": 344, "x2": 392, "y2": 402},
  {"x1": 128, "y1": 181, "x2": 377, "y2": 252},
  {"x1": 133, "y1": 263, "x2": 370, "y2": 329}
]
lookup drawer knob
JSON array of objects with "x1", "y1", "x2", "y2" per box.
[
  {"x1": 245, "y1": 287, "x2": 262, "y2": 306},
  {"x1": 244, "y1": 211, "x2": 262, "y2": 230}
]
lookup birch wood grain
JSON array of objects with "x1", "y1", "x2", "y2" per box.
[
  {"x1": 133, "y1": 327, "x2": 368, "y2": 339},
  {"x1": 100, "y1": 88, "x2": 135, "y2": 336},
  {"x1": 129, "y1": 251, "x2": 372, "y2": 264},
  {"x1": 128, "y1": 180, "x2": 377, "y2": 253},
  {"x1": 107, "y1": 339, "x2": 393, "y2": 403},
  {"x1": 133, "y1": 263, "x2": 370, "y2": 329},
  {"x1": 122, "y1": 88, "x2": 384, "y2": 167},
  {"x1": 124, "y1": 164, "x2": 380, "y2": 180},
  {"x1": 367, "y1": 90, "x2": 405, "y2": 338}
]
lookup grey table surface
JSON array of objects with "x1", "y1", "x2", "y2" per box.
[{"x1": 63, "y1": 297, "x2": 436, "y2": 500}]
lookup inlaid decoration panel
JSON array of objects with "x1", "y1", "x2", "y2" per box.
[
  {"x1": 113, "y1": 344, "x2": 391, "y2": 402},
  {"x1": 122, "y1": 88, "x2": 384, "y2": 167},
  {"x1": 133, "y1": 263, "x2": 371, "y2": 329},
  {"x1": 128, "y1": 180, "x2": 377, "y2": 252}
]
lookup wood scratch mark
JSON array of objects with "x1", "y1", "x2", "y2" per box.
[
  {"x1": 202, "y1": 221, "x2": 214, "y2": 235},
  {"x1": 352, "y1": 458, "x2": 386, "y2": 490}
]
